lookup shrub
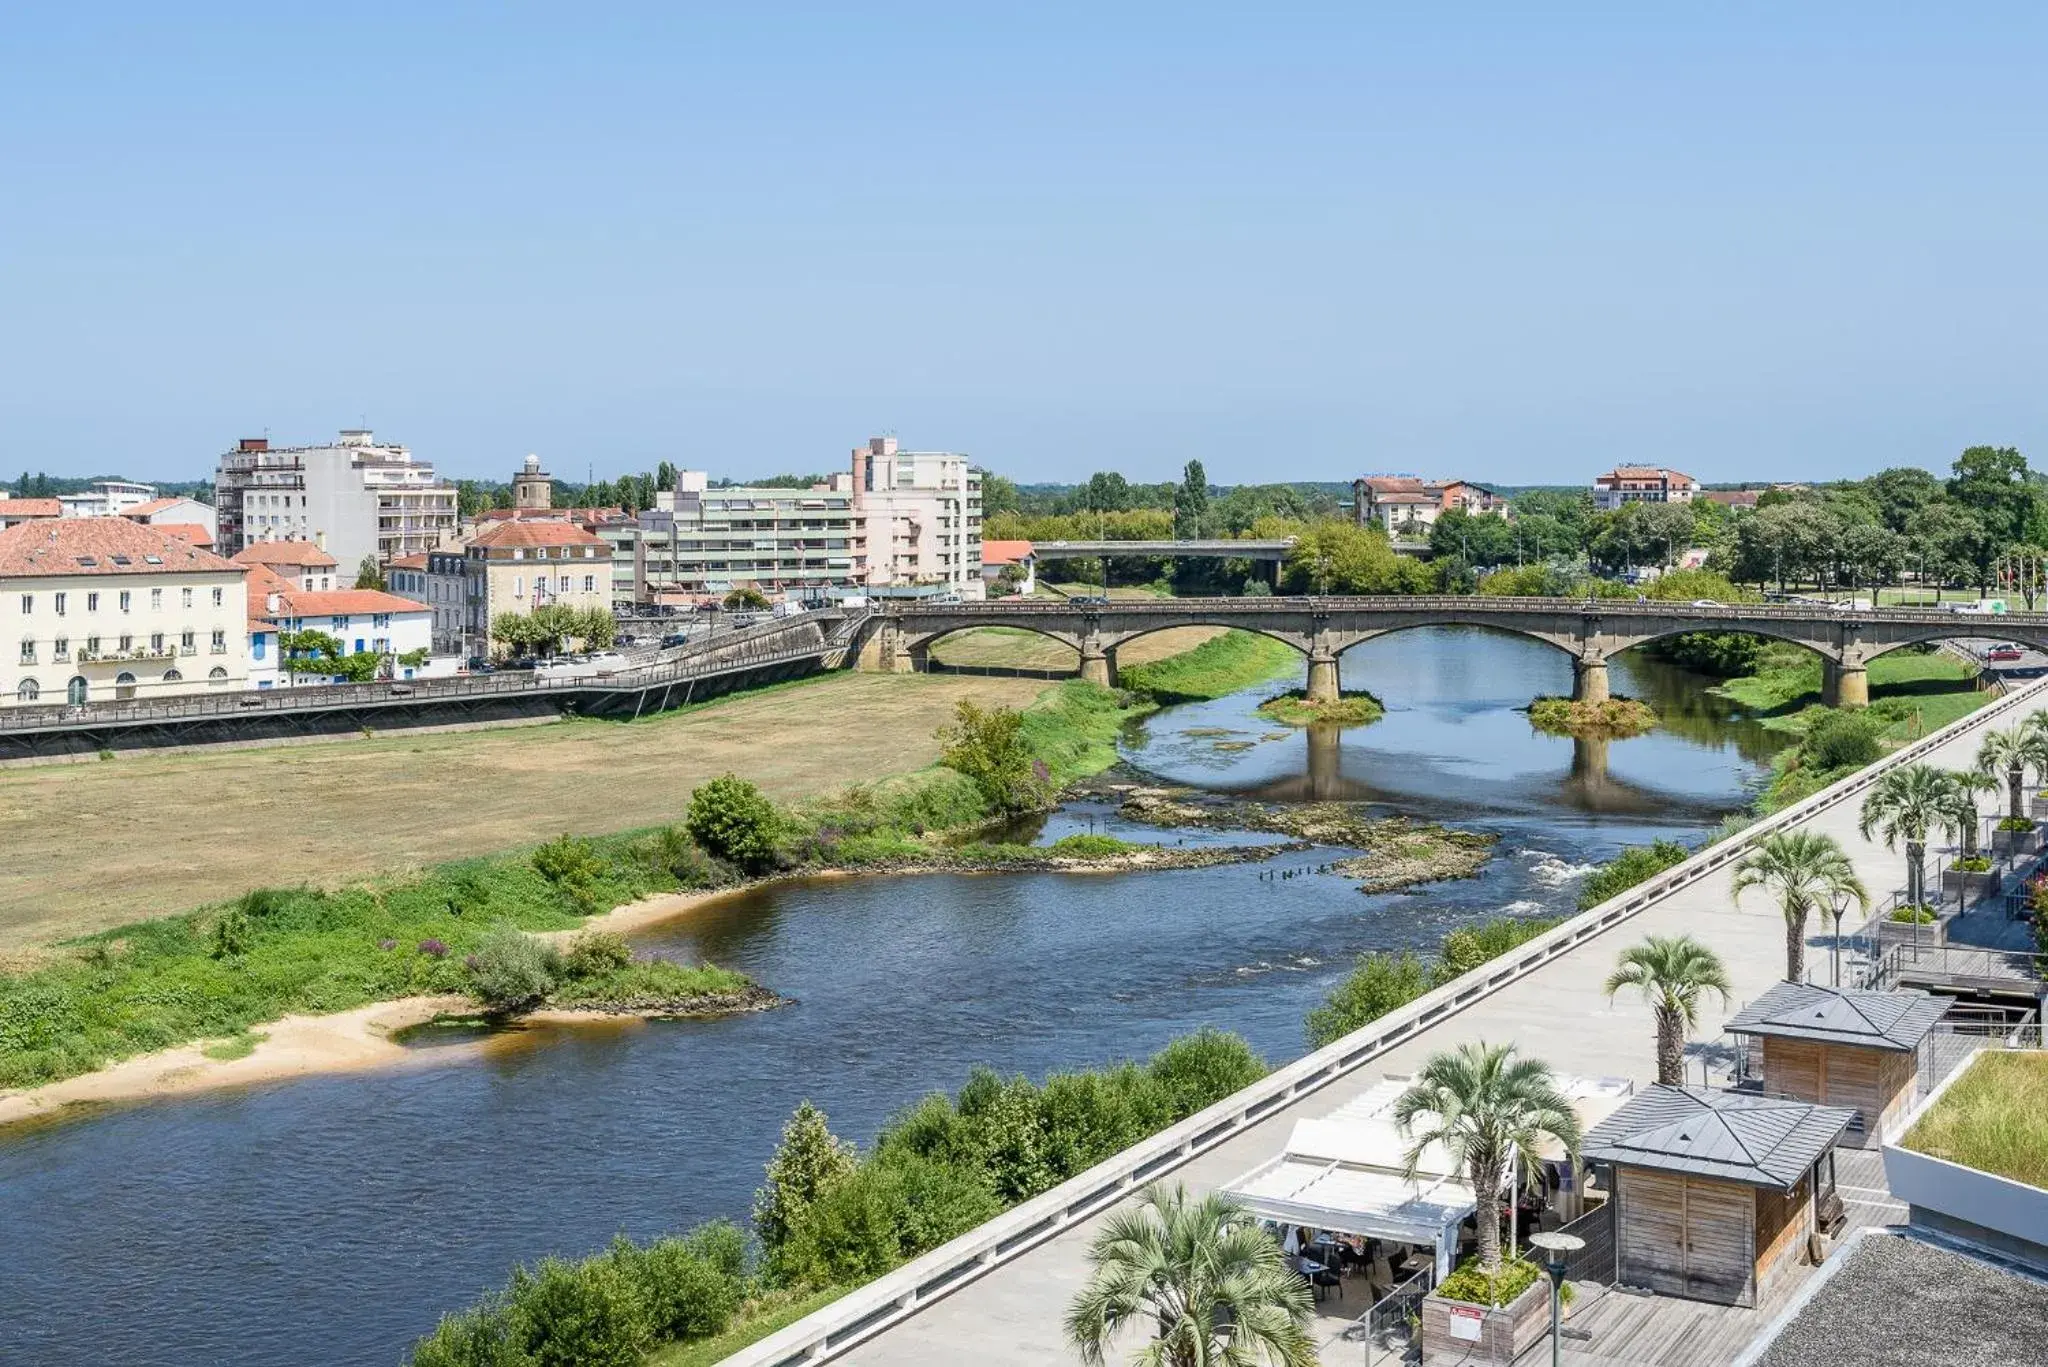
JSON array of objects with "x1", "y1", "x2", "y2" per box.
[
  {"x1": 1306, "y1": 952, "x2": 1433, "y2": 1047},
  {"x1": 1890, "y1": 903, "x2": 1939, "y2": 924},
  {"x1": 1435, "y1": 916, "x2": 1561, "y2": 983},
  {"x1": 418, "y1": 938, "x2": 450, "y2": 959},
  {"x1": 723, "y1": 586, "x2": 769, "y2": 611},
  {"x1": 1577, "y1": 839, "x2": 1691, "y2": 910},
  {"x1": 1144, "y1": 1029, "x2": 1266, "y2": 1118},
  {"x1": 562, "y1": 932, "x2": 633, "y2": 982},
  {"x1": 505, "y1": 1255, "x2": 650, "y2": 1367},
  {"x1": 1998, "y1": 816, "x2": 2036, "y2": 833},
  {"x1": 938, "y1": 699, "x2": 1051, "y2": 815},
  {"x1": 609, "y1": 1225, "x2": 745, "y2": 1342},
  {"x1": 686, "y1": 775, "x2": 783, "y2": 874},
  {"x1": 1044, "y1": 833, "x2": 1128, "y2": 859},
  {"x1": 407, "y1": 1298, "x2": 526, "y2": 1367},
  {"x1": 754, "y1": 1100, "x2": 858, "y2": 1257},
  {"x1": 638, "y1": 825, "x2": 730, "y2": 888},
  {"x1": 209, "y1": 905, "x2": 254, "y2": 959},
  {"x1": 466, "y1": 923, "x2": 560, "y2": 1015},
  {"x1": 1953, "y1": 856, "x2": 1993, "y2": 873},
  {"x1": 1802, "y1": 709, "x2": 1883, "y2": 770},
  {"x1": 532, "y1": 834, "x2": 604, "y2": 887},
  {"x1": 774, "y1": 1160, "x2": 912, "y2": 1285}
]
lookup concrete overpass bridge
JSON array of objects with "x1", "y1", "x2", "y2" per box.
[
  {"x1": 853, "y1": 595, "x2": 2048, "y2": 708},
  {"x1": 1025, "y1": 538, "x2": 1295, "y2": 564}
]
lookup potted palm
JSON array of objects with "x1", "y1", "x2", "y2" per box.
[
  {"x1": 1401, "y1": 1043, "x2": 1583, "y2": 1366},
  {"x1": 1859, "y1": 764, "x2": 1954, "y2": 940},
  {"x1": 1977, "y1": 728, "x2": 2042, "y2": 855},
  {"x1": 1941, "y1": 769, "x2": 2001, "y2": 904}
]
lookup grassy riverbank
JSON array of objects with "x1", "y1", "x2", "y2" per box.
[
  {"x1": 1713, "y1": 642, "x2": 1989, "y2": 736},
  {"x1": 1255, "y1": 690, "x2": 1384, "y2": 728},
  {"x1": 1114, "y1": 629, "x2": 1301, "y2": 702}
]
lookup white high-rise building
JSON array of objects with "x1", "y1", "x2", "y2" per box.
[
  {"x1": 57, "y1": 480, "x2": 159, "y2": 519},
  {"x1": 213, "y1": 430, "x2": 459, "y2": 572},
  {"x1": 851, "y1": 436, "x2": 983, "y2": 599}
]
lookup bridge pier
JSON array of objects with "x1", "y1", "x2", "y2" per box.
[
  {"x1": 1305, "y1": 653, "x2": 1341, "y2": 704},
  {"x1": 1822, "y1": 660, "x2": 1868, "y2": 709},
  {"x1": 1572, "y1": 656, "x2": 1610, "y2": 703},
  {"x1": 1079, "y1": 637, "x2": 1115, "y2": 688}
]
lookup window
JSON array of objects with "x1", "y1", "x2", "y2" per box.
[
  {"x1": 513, "y1": 576, "x2": 524, "y2": 597},
  {"x1": 208, "y1": 666, "x2": 228, "y2": 681},
  {"x1": 212, "y1": 587, "x2": 223, "y2": 608},
  {"x1": 333, "y1": 616, "x2": 351, "y2": 631},
  {"x1": 52, "y1": 635, "x2": 67, "y2": 659},
  {"x1": 373, "y1": 613, "x2": 389, "y2": 628},
  {"x1": 66, "y1": 676, "x2": 87, "y2": 705},
  {"x1": 118, "y1": 634, "x2": 132, "y2": 652},
  {"x1": 19, "y1": 594, "x2": 31, "y2": 614},
  {"x1": 114, "y1": 671, "x2": 137, "y2": 700},
  {"x1": 118, "y1": 590, "x2": 131, "y2": 612},
  {"x1": 211, "y1": 629, "x2": 226, "y2": 653},
  {"x1": 16, "y1": 679, "x2": 37, "y2": 703},
  {"x1": 150, "y1": 633, "x2": 164, "y2": 653},
  {"x1": 53, "y1": 592, "x2": 65, "y2": 616},
  {"x1": 181, "y1": 630, "x2": 193, "y2": 652},
  {"x1": 252, "y1": 635, "x2": 266, "y2": 661},
  {"x1": 162, "y1": 669, "x2": 181, "y2": 682},
  {"x1": 182, "y1": 588, "x2": 192, "y2": 608},
  {"x1": 583, "y1": 576, "x2": 595, "y2": 593},
  {"x1": 86, "y1": 592, "x2": 98, "y2": 612},
  {"x1": 150, "y1": 588, "x2": 162, "y2": 610},
  {"x1": 17, "y1": 638, "x2": 33, "y2": 664},
  {"x1": 84, "y1": 635, "x2": 100, "y2": 655}
]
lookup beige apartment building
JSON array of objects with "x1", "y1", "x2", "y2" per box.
[
  {"x1": 0, "y1": 518, "x2": 251, "y2": 707},
  {"x1": 459, "y1": 520, "x2": 611, "y2": 657},
  {"x1": 851, "y1": 436, "x2": 984, "y2": 598}
]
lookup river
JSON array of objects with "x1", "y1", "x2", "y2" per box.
[{"x1": 0, "y1": 629, "x2": 1783, "y2": 1366}]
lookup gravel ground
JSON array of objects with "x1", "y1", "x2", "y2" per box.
[{"x1": 1751, "y1": 1231, "x2": 2048, "y2": 1367}]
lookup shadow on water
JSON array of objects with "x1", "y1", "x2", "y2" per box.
[{"x1": 0, "y1": 624, "x2": 1788, "y2": 1367}]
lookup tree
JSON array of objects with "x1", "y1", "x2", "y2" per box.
[
  {"x1": 1393, "y1": 1042, "x2": 1581, "y2": 1273},
  {"x1": 1172, "y1": 460, "x2": 1209, "y2": 540},
  {"x1": 1976, "y1": 727, "x2": 2036, "y2": 825},
  {"x1": 1064, "y1": 1183, "x2": 1315, "y2": 1367},
  {"x1": 753, "y1": 1101, "x2": 858, "y2": 1259},
  {"x1": 1867, "y1": 466, "x2": 1944, "y2": 535},
  {"x1": 573, "y1": 606, "x2": 616, "y2": 649},
  {"x1": 1948, "y1": 445, "x2": 2033, "y2": 545},
  {"x1": 1858, "y1": 763, "x2": 1954, "y2": 916},
  {"x1": 353, "y1": 555, "x2": 386, "y2": 590},
  {"x1": 1733, "y1": 830, "x2": 1868, "y2": 982},
  {"x1": 723, "y1": 586, "x2": 770, "y2": 611},
  {"x1": 465, "y1": 923, "x2": 561, "y2": 1015},
  {"x1": 938, "y1": 699, "x2": 1051, "y2": 814},
  {"x1": 1603, "y1": 935, "x2": 1732, "y2": 1086},
  {"x1": 1082, "y1": 471, "x2": 1132, "y2": 514},
  {"x1": 685, "y1": 774, "x2": 782, "y2": 873},
  {"x1": 1281, "y1": 521, "x2": 1432, "y2": 595},
  {"x1": 1947, "y1": 768, "x2": 1999, "y2": 859},
  {"x1": 981, "y1": 471, "x2": 1022, "y2": 519}
]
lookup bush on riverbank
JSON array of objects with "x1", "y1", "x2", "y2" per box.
[
  {"x1": 1576, "y1": 839, "x2": 1691, "y2": 910},
  {"x1": 407, "y1": 1031, "x2": 1268, "y2": 1366},
  {"x1": 1255, "y1": 690, "x2": 1384, "y2": 728},
  {"x1": 1526, "y1": 696, "x2": 1658, "y2": 739},
  {"x1": 1305, "y1": 916, "x2": 1563, "y2": 1047}
]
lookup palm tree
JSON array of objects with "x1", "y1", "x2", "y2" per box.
[
  {"x1": 1858, "y1": 762, "x2": 1954, "y2": 919},
  {"x1": 1976, "y1": 727, "x2": 2032, "y2": 826},
  {"x1": 1733, "y1": 829, "x2": 1869, "y2": 982},
  {"x1": 1947, "y1": 768, "x2": 1999, "y2": 861},
  {"x1": 1604, "y1": 935, "x2": 1733, "y2": 1086},
  {"x1": 1393, "y1": 1042, "x2": 1582, "y2": 1276},
  {"x1": 1066, "y1": 1183, "x2": 1316, "y2": 1367}
]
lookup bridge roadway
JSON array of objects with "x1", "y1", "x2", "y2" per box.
[
  {"x1": 855, "y1": 595, "x2": 2048, "y2": 707},
  {"x1": 1024, "y1": 538, "x2": 1295, "y2": 563},
  {"x1": 734, "y1": 677, "x2": 2048, "y2": 1367}
]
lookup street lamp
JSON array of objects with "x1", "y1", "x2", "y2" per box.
[
  {"x1": 1828, "y1": 886, "x2": 1854, "y2": 987},
  {"x1": 1527, "y1": 1232, "x2": 1584, "y2": 1367}
]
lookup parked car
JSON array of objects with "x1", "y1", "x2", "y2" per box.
[
  {"x1": 660, "y1": 632, "x2": 690, "y2": 648},
  {"x1": 1070, "y1": 594, "x2": 1111, "y2": 606},
  {"x1": 1689, "y1": 599, "x2": 1721, "y2": 608},
  {"x1": 1986, "y1": 644, "x2": 2026, "y2": 662},
  {"x1": 838, "y1": 594, "x2": 871, "y2": 610}
]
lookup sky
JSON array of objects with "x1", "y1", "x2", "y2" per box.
[{"x1": 2, "y1": 4, "x2": 2045, "y2": 487}]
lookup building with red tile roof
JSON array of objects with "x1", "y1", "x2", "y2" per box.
[
  {"x1": 0, "y1": 497, "x2": 62, "y2": 530},
  {"x1": 230, "y1": 540, "x2": 341, "y2": 591},
  {"x1": 1593, "y1": 466, "x2": 1701, "y2": 509}
]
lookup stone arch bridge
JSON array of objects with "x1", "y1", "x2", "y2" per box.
[{"x1": 850, "y1": 596, "x2": 2048, "y2": 708}]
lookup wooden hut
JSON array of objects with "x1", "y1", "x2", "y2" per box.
[
  {"x1": 1725, "y1": 983, "x2": 1948, "y2": 1147},
  {"x1": 1583, "y1": 1086, "x2": 1853, "y2": 1307}
]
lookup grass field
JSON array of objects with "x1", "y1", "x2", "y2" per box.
[
  {"x1": 1713, "y1": 644, "x2": 1989, "y2": 737},
  {"x1": 0, "y1": 671, "x2": 1048, "y2": 949},
  {"x1": 1904, "y1": 1050, "x2": 2048, "y2": 1189}
]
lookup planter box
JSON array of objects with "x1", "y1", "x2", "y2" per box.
[
  {"x1": 1421, "y1": 1278, "x2": 1552, "y2": 1366},
  {"x1": 1884, "y1": 1062, "x2": 2048, "y2": 1276},
  {"x1": 1992, "y1": 826, "x2": 2040, "y2": 857},
  {"x1": 1874, "y1": 914, "x2": 1948, "y2": 951},
  {"x1": 1939, "y1": 868, "x2": 1999, "y2": 901}
]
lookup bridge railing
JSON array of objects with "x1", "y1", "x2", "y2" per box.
[
  {"x1": 887, "y1": 594, "x2": 2048, "y2": 627},
  {"x1": 724, "y1": 674, "x2": 2048, "y2": 1367}
]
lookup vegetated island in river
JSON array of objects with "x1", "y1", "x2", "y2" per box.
[
  {"x1": 1255, "y1": 689, "x2": 1385, "y2": 728},
  {"x1": 1524, "y1": 694, "x2": 1658, "y2": 739},
  {"x1": 1101, "y1": 776, "x2": 1497, "y2": 891}
]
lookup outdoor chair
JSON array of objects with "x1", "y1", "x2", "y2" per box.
[{"x1": 1369, "y1": 1254, "x2": 1395, "y2": 1300}]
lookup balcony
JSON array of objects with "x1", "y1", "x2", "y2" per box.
[{"x1": 75, "y1": 644, "x2": 179, "y2": 665}]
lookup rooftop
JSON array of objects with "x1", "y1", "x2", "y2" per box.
[
  {"x1": 231, "y1": 541, "x2": 340, "y2": 570},
  {"x1": 386, "y1": 553, "x2": 430, "y2": 571},
  {"x1": 1742, "y1": 1230, "x2": 2048, "y2": 1367},
  {"x1": 0, "y1": 498, "x2": 62, "y2": 519},
  {"x1": 154, "y1": 523, "x2": 215, "y2": 549},
  {"x1": 1599, "y1": 465, "x2": 1700, "y2": 484},
  {"x1": 1725, "y1": 982, "x2": 1950, "y2": 1052},
  {"x1": 121, "y1": 496, "x2": 197, "y2": 518},
  {"x1": 1582, "y1": 1084, "x2": 1853, "y2": 1189},
  {"x1": 269, "y1": 589, "x2": 430, "y2": 619},
  {"x1": 469, "y1": 520, "x2": 610, "y2": 551},
  {"x1": 979, "y1": 539, "x2": 1033, "y2": 566},
  {"x1": 0, "y1": 517, "x2": 240, "y2": 578}
]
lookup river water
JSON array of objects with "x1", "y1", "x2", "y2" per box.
[{"x1": 0, "y1": 629, "x2": 1783, "y2": 1366}]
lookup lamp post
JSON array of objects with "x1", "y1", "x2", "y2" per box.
[
  {"x1": 1527, "y1": 1231, "x2": 1584, "y2": 1367},
  {"x1": 1828, "y1": 886, "x2": 1853, "y2": 987}
]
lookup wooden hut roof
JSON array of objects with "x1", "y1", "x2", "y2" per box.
[
  {"x1": 1725, "y1": 983, "x2": 1949, "y2": 1052},
  {"x1": 1582, "y1": 1086, "x2": 1853, "y2": 1190}
]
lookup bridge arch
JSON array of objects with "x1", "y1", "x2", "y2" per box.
[
  {"x1": 1612, "y1": 623, "x2": 1843, "y2": 665},
  {"x1": 1326, "y1": 617, "x2": 1584, "y2": 662},
  {"x1": 1860, "y1": 626, "x2": 2048, "y2": 661},
  {"x1": 1100, "y1": 621, "x2": 1313, "y2": 661},
  {"x1": 904, "y1": 621, "x2": 1086, "y2": 668}
]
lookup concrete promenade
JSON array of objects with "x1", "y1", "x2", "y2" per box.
[{"x1": 833, "y1": 682, "x2": 2048, "y2": 1366}]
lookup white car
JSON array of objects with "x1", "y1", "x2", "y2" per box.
[{"x1": 1690, "y1": 599, "x2": 1721, "y2": 608}]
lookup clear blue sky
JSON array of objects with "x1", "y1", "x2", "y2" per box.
[{"x1": 3, "y1": 4, "x2": 2044, "y2": 486}]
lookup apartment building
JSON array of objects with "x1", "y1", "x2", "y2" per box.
[
  {"x1": 0, "y1": 498, "x2": 60, "y2": 531},
  {"x1": 604, "y1": 471, "x2": 862, "y2": 604},
  {"x1": 0, "y1": 518, "x2": 250, "y2": 707},
  {"x1": 459, "y1": 521, "x2": 611, "y2": 657},
  {"x1": 57, "y1": 480, "x2": 159, "y2": 519},
  {"x1": 121, "y1": 495, "x2": 219, "y2": 540},
  {"x1": 1592, "y1": 466, "x2": 1701, "y2": 509},
  {"x1": 853, "y1": 437, "x2": 983, "y2": 598},
  {"x1": 1351, "y1": 476, "x2": 1510, "y2": 534},
  {"x1": 213, "y1": 430, "x2": 459, "y2": 570}
]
